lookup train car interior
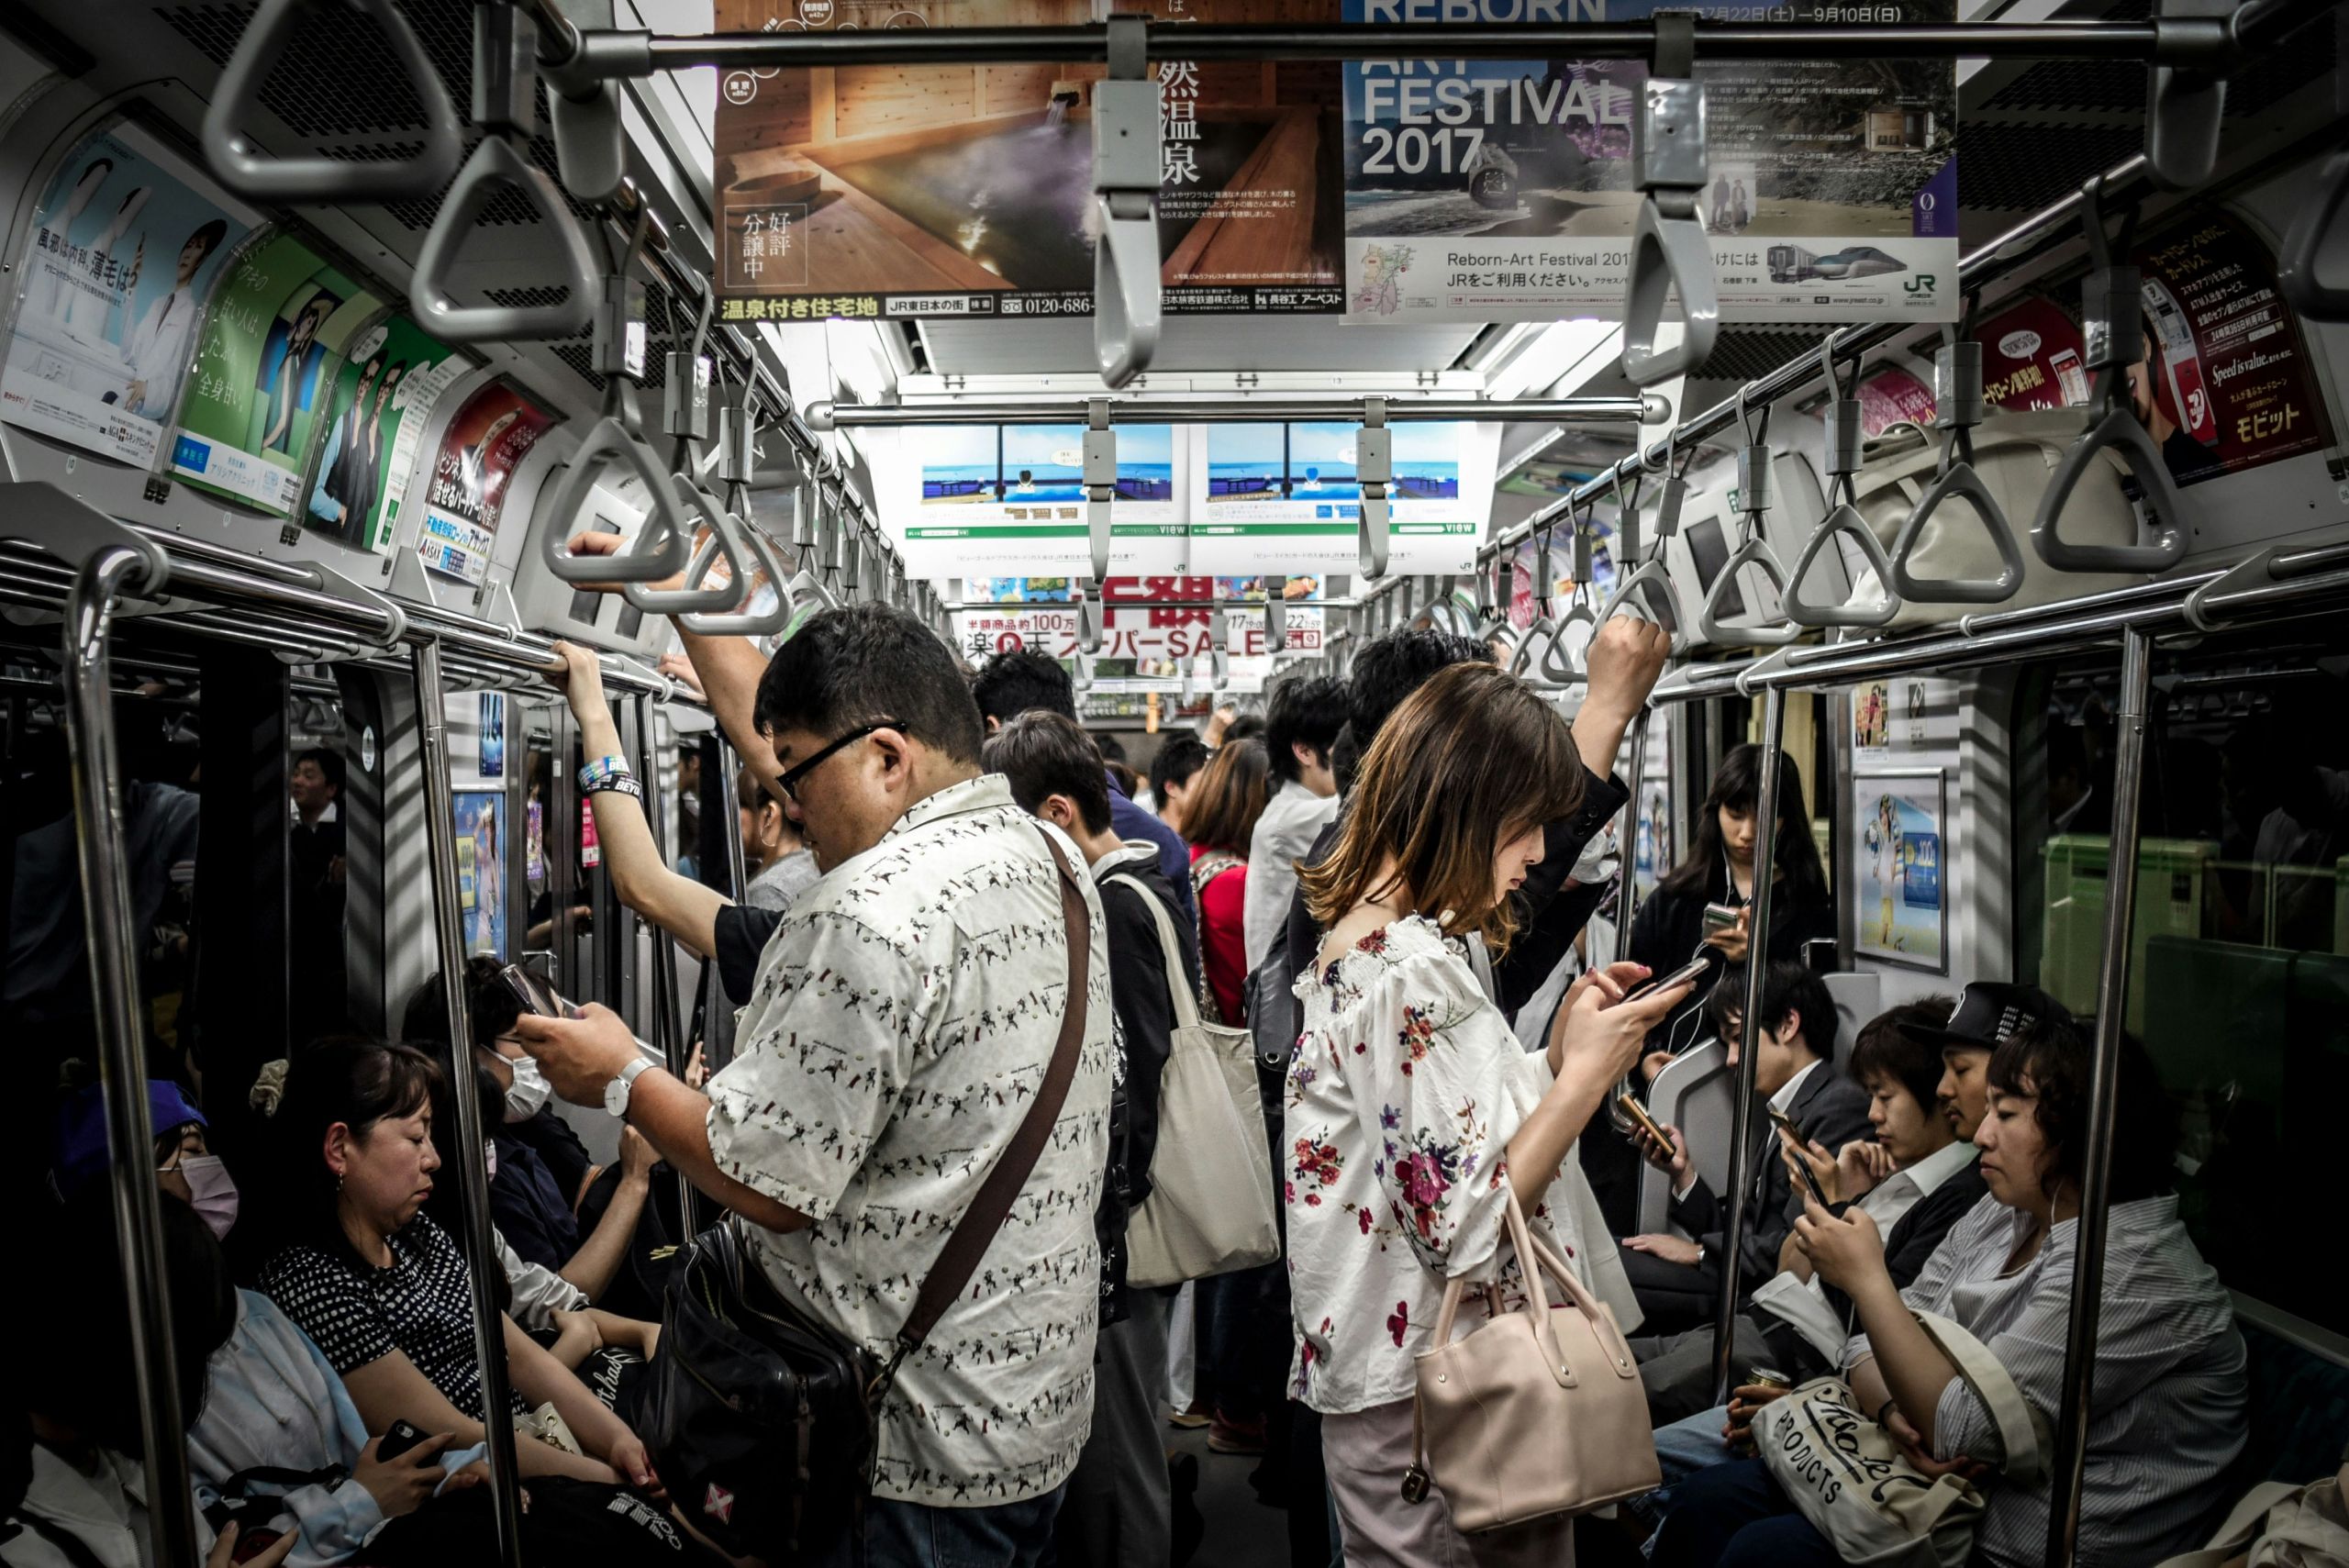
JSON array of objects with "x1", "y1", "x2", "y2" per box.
[{"x1": 1, "y1": 0, "x2": 2345, "y2": 1564}]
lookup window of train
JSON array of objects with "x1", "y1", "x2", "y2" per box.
[{"x1": 2015, "y1": 637, "x2": 2349, "y2": 1331}]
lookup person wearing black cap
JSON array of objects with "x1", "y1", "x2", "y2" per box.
[{"x1": 1906, "y1": 981, "x2": 2074, "y2": 1148}]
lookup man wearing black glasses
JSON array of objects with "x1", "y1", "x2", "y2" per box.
[{"x1": 523, "y1": 576, "x2": 1115, "y2": 1568}]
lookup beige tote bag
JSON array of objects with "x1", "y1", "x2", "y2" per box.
[
  {"x1": 1111, "y1": 874, "x2": 1281, "y2": 1289},
  {"x1": 1407, "y1": 1185, "x2": 1659, "y2": 1533},
  {"x1": 1756, "y1": 1311, "x2": 2049, "y2": 1568}
]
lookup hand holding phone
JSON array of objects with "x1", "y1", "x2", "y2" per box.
[
  {"x1": 500, "y1": 962, "x2": 577, "y2": 1020},
  {"x1": 1620, "y1": 949, "x2": 1717, "y2": 1005},
  {"x1": 376, "y1": 1419, "x2": 429, "y2": 1462},
  {"x1": 1775, "y1": 1125, "x2": 1831, "y2": 1208},
  {"x1": 1616, "y1": 1091, "x2": 1671, "y2": 1148}
]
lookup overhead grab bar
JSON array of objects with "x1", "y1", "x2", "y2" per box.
[
  {"x1": 2143, "y1": 0, "x2": 2231, "y2": 190},
  {"x1": 543, "y1": 210, "x2": 696, "y2": 586},
  {"x1": 1092, "y1": 15, "x2": 1163, "y2": 389},
  {"x1": 204, "y1": 0, "x2": 463, "y2": 202},
  {"x1": 2031, "y1": 174, "x2": 2188, "y2": 574},
  {"x1": 1359, "y1": 397, "x2": 1393, "y2": 578},
  {"x1": 1892, "y1": 297, "x2": 2027, "y2": 604},
  {"x1": 1697, "y1": 394, "x2": 1800, "y2": 647},
  {"x1": 2277, "y1": 27, "x2": 2348, "y2": 320},
  {"x1": 1620, "y1": 15, "x2": 1719, "y2": 385},
  {"x1": 411, "y1": 6, "x2": 598, "y2": 340},
  {"x1": 1782, "y1": 340, "x2": 1901, "y2": 628}
]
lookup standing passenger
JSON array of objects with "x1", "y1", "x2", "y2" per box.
[
  {"x1": 516, "y1": 605, "x2": 1114, "y2": 1568},
  {"x1": 732, "y1": 763, "x2": 817, "y2": 913},
  {"x1": 1243, "y1": 674, "x2": 1346, "y2": 975},
  {"x1": 1183, "y1": 739, "x2": 1270, "y2": 1031},
  {"x1": 1290, "y1": 662, "x2": 1689, "y2": 1566}
]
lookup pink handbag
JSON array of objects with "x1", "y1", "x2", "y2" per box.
[{"x1": 1406, "y1": 1186, "x2": 1661, "y2": 1533}]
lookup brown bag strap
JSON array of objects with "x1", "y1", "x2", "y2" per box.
[{"x1": 890, "y1": 824, "x2": 1091, "y2": 1362}]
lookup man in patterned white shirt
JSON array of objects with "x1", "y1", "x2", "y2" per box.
[{"x1": 518, "y1": 602, "x2": 1114, "y2": 1568}]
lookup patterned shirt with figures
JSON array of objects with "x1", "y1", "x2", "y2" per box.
[
  {"x1": 704, "y1": 775, "x2": 1115, "y2": 1507},
  {"x1": 1285, "y1": 915, "x2": 1599, "y2": 1415}
]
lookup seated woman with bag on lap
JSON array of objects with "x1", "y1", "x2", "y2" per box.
[
  {"x1": 1650, "y1": 1013, "x2": 2247, "y2": 1568},
  {"x1": 1287, "y1": 662, "x2": 1694, "y2": 1568}
]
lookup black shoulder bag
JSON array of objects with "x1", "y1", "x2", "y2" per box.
[{"x1": 641, "y1": 827, "x2": 1094, "y2": 1562}]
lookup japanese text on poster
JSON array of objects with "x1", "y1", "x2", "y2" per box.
[{"x1": 419, "y1": 383, "x2": 555, "y2": 585}]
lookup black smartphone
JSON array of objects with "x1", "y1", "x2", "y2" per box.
[
  {"x1": 1621, "y1": 949, "x2": 1717, "y2": 1004},
  {"x1": 1768, "y1": 1111, "x2": 1833, "y2": 1207},
  {"x1": 500, "y1": 962, "x2": 573, "y2": 1019},
  {"x1": 377, "y1": 1418, "x2": 429, "y2": 1462}
]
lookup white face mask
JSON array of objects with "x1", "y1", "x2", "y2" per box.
[
  {"x1": 504, "y1": 1055, "x2": 551, "y2": 1123},
  {"x1": 179, "y1": 1154, "x2": 239, "y2": 1241}
]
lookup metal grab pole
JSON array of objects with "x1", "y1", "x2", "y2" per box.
[
  {"x1": 634, "y1": 694, "x2": 697, "y2": 1243},
  {"x1": 411, "y1": 639, "x2": 528, "y2": 1568},
  {"x1": 64, "y1": 547, "x2": 201, "y2": 1568},
  {"x1": 1613, "y1": 707, "x2": 1654, "y2": 968},
  {"x1": 1710, "y1": 681, "x2": 1785, "y2": 1407},
  {"x1": 2047, "y1": 625, "x2": 2154, "y2": 1568}
]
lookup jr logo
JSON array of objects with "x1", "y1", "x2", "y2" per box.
[{"x1": 1905, "y1": 274, "x2": 1939, "y2": 295}]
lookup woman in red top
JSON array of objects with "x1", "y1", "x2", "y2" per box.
[{"x1": 1183, "y1": 738, "x2": 1269, "y2": 1027}]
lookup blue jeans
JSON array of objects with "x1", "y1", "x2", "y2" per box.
[
  {"x1": 1647, "y1": 1458, "x2": 1839, "y2": 1568},
  {"x1": 1629, "y1": 1403, "x2": 1749, "y2": 1540},
  {"x1": 815, "y1": 1485, "x2": 1068, "y2": 1568}
]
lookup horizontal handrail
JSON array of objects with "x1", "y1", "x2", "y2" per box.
[{"x1": 806, "y1": 395, "x2": 1664, "y2": 428}]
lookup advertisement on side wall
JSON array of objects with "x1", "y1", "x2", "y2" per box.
[
  {"x1": 302, "y1": 317, "x2": 468, "y2": 553},
  {"x1": 454, "y1": 791, "x2": 507, "y2": 959},
  {"x1": 709, "y1": 0, "x2": 1344, "y2": 323},
  {"x1": 417, "y1": 383, "x2": 556, "y2": 586},
  {"x1": 0, "y1": 128, "x2": 252, "y2": 469},
  {"x1": 1855, "y1": 771, "x2": 1945, "y2": 972},
  {"x1": 1339, "y1": 0, "x2": 1960, "y2": 325},
  {"x1": 171, "y1": 234, "x2": 384, "y2": 515}
]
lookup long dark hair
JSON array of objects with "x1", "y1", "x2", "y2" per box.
[
  {"x1": 265, "y1": 1037, "x2": 444, "y2": 1275},
  {"x1": 1657, "y1": 741, "x2": 1829, "y2": 907}
]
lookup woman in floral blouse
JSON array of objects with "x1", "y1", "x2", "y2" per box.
[{"x1": 1290, "y1": 662, "x2": 1692, "y2": 1566}]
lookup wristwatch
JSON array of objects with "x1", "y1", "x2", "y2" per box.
[
  {"x1": 1695, "y1": 1242, "x2": 1708, "y2": 1270},
  {"x1": 604, "y1": 1057, "x2": 652, "y2": 1118}
]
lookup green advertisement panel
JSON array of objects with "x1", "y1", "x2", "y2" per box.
[
  {"x1": 301, "y1": 315, "x2": 468, "y2": 554},
  {"x1": 171, "y1": 233, "x2": 382, "y2": 516}
]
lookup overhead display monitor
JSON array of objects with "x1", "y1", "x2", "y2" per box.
[{"x1": 0, "y1": 125, "x2": 252, "y2": 469}]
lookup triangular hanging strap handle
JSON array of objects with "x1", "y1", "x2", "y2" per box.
[
  {"x1": 1620, "y1": 16, "x2": 1718, "y2": 385},
  {"x1": 1698, "y1": 533, "x2": 1800, "y2": 647},
  {"x1": 1782, "y1": 497, "x2": 1900, "y2": 628},
  {"x1": 1893, "y1": 317, "x2": 2024, "y2": 605},
  {"x1": 410, "y1": 138, "x2": 599, "y2": 343},
  {"x1": 541, "y1": 417, "x2": 695, "y2": 585},
  {"x1": 205, "y1": 0, "x2": 462, "y2": 203}
]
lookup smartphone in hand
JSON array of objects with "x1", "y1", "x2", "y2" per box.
[
  {"x1": 499, "y1": 962, "x2": 576, "y2": 1020},
  {"x1": 377, "y1": 1418, "x2": 429, "y2": 1462},
  {"x1": 1616, "y1": 1091, "x2": 1673, "y2": 1151},
  {"x1": 1620, "y1": 949, "x2": 1717, "y2": 1005}
]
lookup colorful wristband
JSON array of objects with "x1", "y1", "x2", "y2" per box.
[{"x1": 578, "y1": 756, "x2": 640, "y2": 797}]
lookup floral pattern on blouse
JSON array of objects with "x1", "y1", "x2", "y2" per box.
[{"x1": 1283, "y1": 916, "x2": 1598, "y2": 1415}]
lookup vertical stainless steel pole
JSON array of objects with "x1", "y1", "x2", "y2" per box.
[
  {"x1": 64, "y1": 547, "x2": 201, "y2": 1568},
  {"x1": 411, "y1": 638, "x2": 528, "y2": 1568},
  {"x1": 1710, "y1": 681, "x2": 1785, "y2": 1407},
  {"x1": 1613, "y1": 706, "x2": 1653, "y2": 966},
  {"x1": 635, "y1": 694, "x2": 697, "y2": 1241},
  {"x1": 2047, "y1": 625, "x2": 2154, "y2": 1568}
]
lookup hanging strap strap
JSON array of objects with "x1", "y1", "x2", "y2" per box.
[
  {"x1": 888, "y1": 827, "x2": 1092, "y2": 1363},
  {"x1": 1108, "y1": 873, "x2": 1203, "y2": 1033}
]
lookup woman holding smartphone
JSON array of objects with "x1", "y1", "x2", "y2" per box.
[
  {"x1": 1585, "y1": 746, "x2": 1837, "y2": 1234},
  {"x1": 1287, "y1": 662, "x2": 1691, "y2": 1566}
]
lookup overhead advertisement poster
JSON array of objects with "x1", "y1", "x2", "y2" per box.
[
  {"x1": 418, "y1": 382, "x2": 556, "y2": 586},
  {"x1": 1189, "y1": 420, "x2": 1488, "y2": 574},
  {"x1": 708, "y1": 0, "x2": 1343, "y2": 322},
  {"x1": 302, "y1": 317, "x2": 469, "y2": 554},
  {"x1": 1339, "y1": 0, "x2": 1960, "y2": 324},
  {"x1": 897, "y1": 423, "x2": 1182, "y2": 577},
  {"x1": 0, "y1": 127, "x2": 251, "y2": 469},
  {"x1": 172, "y1": 234, "x2": 384, "y2": 516}
]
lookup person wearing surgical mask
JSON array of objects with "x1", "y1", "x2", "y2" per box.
[{"x1": 51, "y1": 1079, "x2": 241, "y2": 1243}]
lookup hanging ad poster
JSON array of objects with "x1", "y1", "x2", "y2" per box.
[
  {"x1": 708, "y1": 0, "x2": 1344, "y2": 323},
  {"x1": 2123, "y1": 209, "x2": 2338, "y2": 487},
  {"x1": 1190, "y1": 420, "x2": 1491, "y2": 574},
  {"x1": 1976, "y1": 295, "x2": 2092, "y2": 413},
  {"x1": 0, "y1": 127, "x2": 251, "y2": 468},
  {"x1": 171, "y1": 233, "x2": 383, "y2": 515},
  {"x1": 418, "y1": 383, "x2": 556, "y2": 586},
  {"x1": 302, "y1": 317, "x2": 468, "y2": 553},
  {"x1": 1339, "y1": 0, "x2": 1960, "y2": 324},
  {"x1": 479, "y1": 693, "x2": 507, "y2": 780},
  {"x1": 895, "y1": 423, "x2": 1184, "y2": 577},
  {"x1": 453, "y1": 791, "x2": 507, "y2": 959},
  {"x1": 1855, "y1": 770, "x2": 1945, "y2": 971}
]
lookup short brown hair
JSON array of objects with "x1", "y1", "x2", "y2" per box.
[
  {"x1": 984, "y1": 711, "x2": 1113, "y2": 834},
  {"x1": 1299, "y1": 662, "x2": 1584, "y2": 951},
  {"x1": 1182, "y1": 738, "x2": 1269, "y2": 855}
]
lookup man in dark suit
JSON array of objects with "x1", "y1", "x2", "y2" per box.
[{"x1": 1620, "y1": 961, "x2": 1876, "y2": 1335}]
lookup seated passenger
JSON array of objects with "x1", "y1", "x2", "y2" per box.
[
  {"x1": 1286, "y1": 662, "x2": 1688, "y2": 1564},
  {"x1": 50, "y1": 1076, "x2": 238, "y2": 1241},
  {"x1": 404, "y1": 967, "x2": 671, "y2": 1320},
  {"x1": 1651, "y1": 1016, "x2": 2247, "y2": 1568},
  {"x1": 984, "y1": 710, "x2": 1192, "y2": 1568},
  {"x1": 1621, "y1": 962, "x2": 1875, "y2": 1333},
  {"x1": 10, "y1": 1186, "x2": 262, "y2": 1568},
  {"x1": 253, "y1": 1038, "x2": 661, "y2": 1492}
]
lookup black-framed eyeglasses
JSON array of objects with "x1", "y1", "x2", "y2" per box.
[{"x1": 776, "y1": 719, "x2": 903, "y2": 802}]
